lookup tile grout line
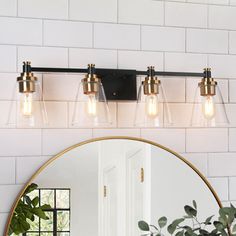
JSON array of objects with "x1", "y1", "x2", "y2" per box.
[
  {"x1": 14, "y1": 156, "x2": 17, "y2": 184},
  {"x1": 42, "y1": 19, "x2": 44, "y2": 46},
  {"x1": 228, "y1": 31, "x2": 230, "y2": 54},
  {"x1": 116, "y1": 0, "x2": 119, "y2": 23},
  {"x1": 228, "y1": 176, "x2": 230, "y2": 202},
  {"x1": 92, "y1": 22, "x2": 95, "y2": 48},
  {"x1": 3, "y1": 42, "x2": 236, "y2": 57},
  {"x1": 206, "y1": 152, "x2": 209, "y2": 178},
  {"x1": 16, "y1": 0, "x2": 19, "y2": 16},
  {"x1": 184, "y1": 128, "x2": 187, "y2": 153},
  {"x1": 2, "y1": 15, "x2": 236, "y2": 32},
  {"x1": 67, "y1": 0, "x2": 70, "y2": 20},
  {"x1": 140, "y1": 25, "x2": 142, "y2": 50},
  {"x1": 207, "y1": 4, "x2": 209, "y2": 29}
]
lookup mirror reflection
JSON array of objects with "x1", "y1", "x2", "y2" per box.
[{"x1": 7, "y1": 139, "x2": 220, "y2": 236}]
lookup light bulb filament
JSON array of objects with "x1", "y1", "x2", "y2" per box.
[
  {"x1": 87, "y1": 94, "x2": 97, "y2": 116},
  {"x1": 21, "y1": 93, "x2": 33, "y2": 116},
  {"x1": 202, "y1": 96, "x2": 215, "y2": 120},
  {"x1": 145, "y1": 94, "x2": 159, "y2": 118}
]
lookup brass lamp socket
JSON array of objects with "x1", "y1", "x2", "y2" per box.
[
  {"x1": 83, "y1": 64, "x2": 101, "y2": 95},
  {"x1": 17, "y1": 62, "x2": 37, "y2": 93},
  {"x1": 143, "y1": 66, "x2": 161, "y2": 95},
  {"x1": 199, "y1": 68, "x2": 217, "y2": 96}
]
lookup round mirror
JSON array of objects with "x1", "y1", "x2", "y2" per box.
[{"x1": 5, "y1": 137, "x2": 221, "y2": 236}]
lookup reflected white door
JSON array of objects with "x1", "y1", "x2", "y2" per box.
[
  {"x1": 103, "y1": 166, "x2": 118, "y2": 236},
  {"x1": 126, "y1": 149, "x2": 147, "y2": 236}
]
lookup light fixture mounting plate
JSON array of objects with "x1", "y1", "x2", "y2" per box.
[{"x1": 96, "y1": 69, "x2": 137, "y2": 101}]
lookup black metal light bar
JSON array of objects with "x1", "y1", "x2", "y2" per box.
[
  {"x1": 31, "y1": 66, "x2": 205, "y2": 78},
  {"x1": 22, "y1": 62, "x2": 209, "y2": 101},
  {"x1": 31, "y1": 67, "x2": 88, "y2": 73}
]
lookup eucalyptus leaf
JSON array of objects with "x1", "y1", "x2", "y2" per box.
[
  {"x1": 168, "y1": 224, "x2": 176, "y2": 234},
  {"x1": 138, "y1": 221, "x2": 150, "y2": 231},
  {"x1": 158, "y1": 217, "x2": 167, "y2": 228},
  {"x1": 172, "y1": 218, "x2": 185, "y2": 227},
  {"x1": 205, "y1": 215, "x2": 214, "y2": 225},
  {"x1": 175, "y1": 230, "x2": 184, "y2": 236},
  {"x1": 192, "y1": 200, "x2": 197, "y2": 210},
  {"x1": 214, "y1": 221, "x2": 225, "y2": 231},
  {"x1": 184, "y1": 205, "x2": 197, "y2": 217},
  {"x1": 199, "y1": 229, "x2": 209, "y2": 235}
]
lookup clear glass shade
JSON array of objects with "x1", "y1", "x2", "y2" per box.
[
  {"x1": 191, "y1": 84, "x2": 229, "y2": 127},
  {"x1": 7, "y1": 81, "x2": 48, "y2": 128},
  {"x1": 71, "y1": 80, "x2": 111, "y2": 127},
  {"x1": 134, "y1": 82, "x2": 172, "y2": 127}
]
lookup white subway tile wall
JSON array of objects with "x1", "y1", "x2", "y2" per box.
[{"x1": 1, "y1": 0, "x2": 236, "y2": 234}]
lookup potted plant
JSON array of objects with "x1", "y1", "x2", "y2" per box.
[
  {"x1": 138, "y1": 201, "x2": 236, "y2": 236},
  {"x1": 8, "y1": 183, "x2": 51, "y2": 235}
]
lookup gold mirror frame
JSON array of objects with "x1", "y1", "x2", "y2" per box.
[{"x1": 4, "y1": 136, "x2": 222, "y2": 235}]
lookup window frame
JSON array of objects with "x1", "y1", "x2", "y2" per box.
[{"x1": 23, "y1": 188, "x2": 71, "y2": 236}]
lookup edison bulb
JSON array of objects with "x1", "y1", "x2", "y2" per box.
[
  {"x1": 87, "y1": 94, "x2": 97, "y2": 116},
  {"x1": 202, "y1": 95, "x2": 215, "y2": 120},
  {"x1": 20, "y1": 93, "x2": 33, "y2": 116},
  {"x1": 145, "y1": 94, "x2": 159, "y2": 118}
]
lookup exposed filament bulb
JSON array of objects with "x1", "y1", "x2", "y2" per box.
[
  {"x1": 202, "y1": 95, "x2": 215, "y2": 120},
  {"x1": 145, "y1": 94, "x2": 159, "y2": 118},
  {"x1": 87, "y1": 93, "x2": 97, "y2": 116},
  {"x1": 20, "y1": 93, "x2": 33, "y2": 116}
]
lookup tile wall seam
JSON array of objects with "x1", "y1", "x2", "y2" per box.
[
  {"x1": 67, "y1": 0, "x2": 70, "y2": 19},
  {"x1": 16, "y1": 46, "x2": 18, "y2": 72},
  {"x1": 140, "y1": 25, "x2": 142, "y2": 50},
  {"x1": 14, "y1": 156, "x2": 16, "y2": 184},
  {"x1": 117, "y1": 0, "x2": 119, "y2": 23},
  {"x1": 2, "y1": 15, "x2": 236, "y2": 32},
  {"x1": 92, "y1": 22, "x2": 94, "y2": 48},
  {"x1": 16, "y1": 0, "x2": 19, "y2": 17},
  {"x1": 185, "y1": 28, "x2": 187, "y2": 53},
  {"x1": 41, "y1": 19, "x2": 44, "y2": 46},
  {"x1": 163, "y1": 0, "x2": 166, "y2": 26},
  {"x1": 228, "y1": 176, "x2": 230, "y2": 201},
  {"x1": 206, "y1": 152, "x2": 209, "y2": 177},
  {"x1": 3, "y1": 43, "x2": 236, "y2": 56}
]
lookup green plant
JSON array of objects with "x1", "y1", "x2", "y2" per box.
[
  {"x1": 138, "y1": 200, "x2": 236, "y2": 236},
  {"x1": 8, "y1": 183, "x2": 51, "y2": 235}
]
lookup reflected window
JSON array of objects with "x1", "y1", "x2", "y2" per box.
[{"x1": 23, "y1": 188, "x2": 70, "y2": 236}]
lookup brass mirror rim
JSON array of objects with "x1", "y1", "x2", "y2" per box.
[{"x1": 4, "y1": 136, "x2": 222, "y2": 236}]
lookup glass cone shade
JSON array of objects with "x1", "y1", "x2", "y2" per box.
[
  {"x1": 7, "y1": 81, "x2": 48, "y2": 128},
  {"x1": 71, "y1": 80, "x2": 111, "y2": 127},
  {"x1": 134, "y1": 82, "x2": 172, "y2": 127},
  {"x1": 191, "y1": 84, "x2": 229, "y2": 127}
]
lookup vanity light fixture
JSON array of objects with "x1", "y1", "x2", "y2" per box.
[
  {"x1": 71, "y1": 64, "x2": 111, "y2": 127},
  {"x1": 11, "y1": 62, "x2": 229, "y2": 128},
  {"x1": 7, "y1": 61, "x2": 48, "y2": 128},
  {"x1": 134, "y1": 66, "x2": 172, "y2": 127},
  {"x1": 191, "y1": 68, "x2": 229, "y2": 127}
]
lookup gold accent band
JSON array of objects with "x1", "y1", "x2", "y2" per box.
[
  {"x1": 143, "y1": 77, "x2": 160, "y2": 95},
  {"x1": 17, "y1": 72, "x2": 37, "y2": 93},
  {"x1": 82, "y1": 74, "x2": 100, "y2": 94},
  {"x1": 199, "y1": 77, "x2": 217, "y2": 96}
]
